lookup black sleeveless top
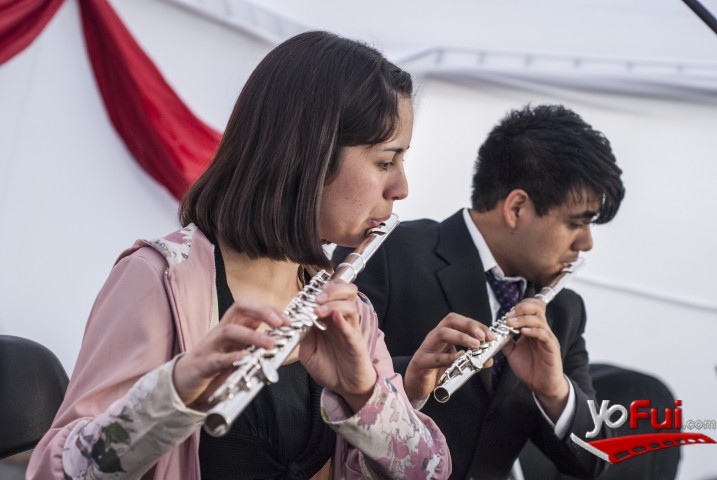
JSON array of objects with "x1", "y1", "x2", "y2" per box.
[{"x1": 198, "y1": 243, "x2": 336, "y2": 479}]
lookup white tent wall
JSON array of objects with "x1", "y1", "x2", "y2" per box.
[
  {"x1": 0, "y1": 0, "x2": 272, "y2": 382},
  {"x1": 0, "y1": 0, "x2": 715, "y2": 478}
]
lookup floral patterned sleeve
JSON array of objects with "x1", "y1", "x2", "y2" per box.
[
  {"x1": 320, "y1": 297, "x2": 451, "y2": 479},
  {"x1": 62, "y1": 357, "x2": 205, "y2": 479}
]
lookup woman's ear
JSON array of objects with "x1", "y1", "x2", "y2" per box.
[{"x1": 502, "y1": 189, "x2": 530, "y2": 229}]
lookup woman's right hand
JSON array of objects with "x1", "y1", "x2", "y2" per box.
[{"x1": 172, "y1": 297, "x2": 291, "y2": 407}]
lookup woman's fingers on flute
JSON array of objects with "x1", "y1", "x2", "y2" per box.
[
  {"x1": 314, "y1": 280, "x2": 360, "y2": 329},
  {"x1": 314, "y1": 279, "x2": 358, "y2": 304},
  {"x1": 223, "y1": 297, "x2": 291, "y2": 329},
  {"x1": 174, "y1": 307, "x2": 293, "y2": 406},
  {"x1": 216, "y1": 323, "x2": 280, "y2": 352},
  {"x1": 173, "y1": 291, "x2": 298, "y2": 408}
]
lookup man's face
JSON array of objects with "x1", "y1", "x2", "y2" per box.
[{"x1": 509, "y1": 191, "x2": 601, "y2": 287}]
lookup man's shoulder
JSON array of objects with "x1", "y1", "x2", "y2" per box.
[
  {"x1": 379, "y1": 218, "x2": 442, "y2": 255},
  {"x1": 547, "y1": 287, "x2": 586, "y2": 324},
  {"x1": 399, "y1": 217, "x2": 440, "y2": 228},
  {"x1": 554, "y1": 287, "x2": 583, "y2": 304},
  {"x1": 393, "y1": 217, "x2": 440, "y2": 236},
  {"x1": 332, "y1": 211, "x2": 464, "y2": 266},
  {"x1": 388, "y1": 210, "x2": 464, "y2": 243}
]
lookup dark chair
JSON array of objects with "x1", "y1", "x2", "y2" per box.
[
  {"x1": 520, "y1": 362, "x2": 680, "y2": 480},
  {"x1": 0, "y1": 335, "x2": 69, "y2": 459}
]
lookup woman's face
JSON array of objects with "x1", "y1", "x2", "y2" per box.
[{"x1": 320, "y1": 97, "x2": 413, "y2": 247}]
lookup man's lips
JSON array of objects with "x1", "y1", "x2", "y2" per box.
[{"x1": 562, "y1": 258, "x2": 579, "y2": 268}]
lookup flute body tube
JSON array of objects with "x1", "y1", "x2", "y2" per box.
[
  {"x1": 203, "y1": 214, "x2": 400, "y2": 437},
  {"x1": 433, "y1": 258, "x2": 586, "y2": 403}
]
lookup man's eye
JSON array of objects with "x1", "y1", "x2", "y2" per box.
[{"x1": 379, "y1": 162, "x2": 393, "y2": 170}]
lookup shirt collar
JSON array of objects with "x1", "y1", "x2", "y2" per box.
[{"x1": 461, "y1": 208, "x2": 526, "y2": 289}]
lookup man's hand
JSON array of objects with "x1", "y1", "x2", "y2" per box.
[
  {"x1": 502, "y1": 298, "x2": 569, "y2": 421},
  {"x1": 404, "y1": 313, "x2": 494, "y2": 401}
]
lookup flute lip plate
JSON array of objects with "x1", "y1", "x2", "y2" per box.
[
  {"x1": 565, "y1": 257, "x2": 586, "y2": 272},
  {"x1": 367, "y1": 213, "x2": 400, "y2": 236}
]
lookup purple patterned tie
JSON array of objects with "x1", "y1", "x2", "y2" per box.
[{"x1": 485, "y1": 269, "x2": 522, "y2": 388}]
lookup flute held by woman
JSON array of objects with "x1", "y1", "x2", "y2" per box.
[{"x1": 204, "y1": 214, "x2": 400, "y2": 437}]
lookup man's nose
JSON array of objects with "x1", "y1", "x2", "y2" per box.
[{"x1": 575, "y1": 225, "x2": 593, "y2": 252}]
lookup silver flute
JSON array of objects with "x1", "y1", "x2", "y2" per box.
[
  {"x1": 203, "y1": 214, "x2": 400, "y2": 437},
  {"x1": 432, "y1": 257, "x2": 586, "y2": 403}
]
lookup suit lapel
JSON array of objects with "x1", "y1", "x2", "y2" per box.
[
  {"x1": 434, "y1": 211, "x2": 495, "y2": 394},
  {"x1": 435, "y1": 211, "x2": 493, "y2": 327},
  {"x1": 433, "y1": 211, "x2": 538, "y2": 404}
]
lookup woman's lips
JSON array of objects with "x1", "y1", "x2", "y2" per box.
[{"x1": 370, "y1": 216, "x2": 391, "y2": 228}]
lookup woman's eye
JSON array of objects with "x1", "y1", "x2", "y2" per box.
[{"x1": 378, "y1": 162, "x2": 393, "y2": 170}]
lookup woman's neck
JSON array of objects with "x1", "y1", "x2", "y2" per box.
[{"x1": 217, "y1": 240, "x2": 301, "y2": 310}]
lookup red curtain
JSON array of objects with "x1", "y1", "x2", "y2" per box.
[
  {"x1": 1, "y1": 0, "x2": 221, "y2": 200},
  {"x1": 79, "y1": 0, "x2": 221, "y2": 200},
  {"x1": 0, "y1": 0, "x2": 64, "y2": 65}
]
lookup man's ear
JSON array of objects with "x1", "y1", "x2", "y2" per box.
[{"x1": 503, "y1": 189, "x2": 530, "y2": 229}]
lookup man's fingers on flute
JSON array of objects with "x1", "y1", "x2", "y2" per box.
[
  {"x1": 421, "y1": 351, "x2": 465, "y2": 368},
  {"x1": 432, "y1": 328, "x2": 483, "y2": 349}
]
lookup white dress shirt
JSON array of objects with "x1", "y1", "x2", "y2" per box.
[{"x1": 462, "y1": 208, "x2": 577, "y2": 480}]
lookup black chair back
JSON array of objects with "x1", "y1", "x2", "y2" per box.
[
  {"x1": 520, "y1": 363, "x2": 680, "y2": 480},
  {"x1": 0, "y1": 335, "x2": 69, "y2": 459}
]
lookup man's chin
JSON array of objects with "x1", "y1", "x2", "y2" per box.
[
  {"x1": 538, "y1": 268, "x2": 567, "y2": 288},
  {"x1": 533, "y1": 272, "x2": 558, "y2": 289}
]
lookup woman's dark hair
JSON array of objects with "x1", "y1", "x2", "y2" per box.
[
  {"x1": 471, "y1": 104, "x2": 625, "y2": 224},
  {"x1": 180, "y1": 31, "x2": 412, "y2": 270}
]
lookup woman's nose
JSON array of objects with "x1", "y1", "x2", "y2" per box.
[{"x1": 389, "y1": 166, "x2": 409, "y2": 201}]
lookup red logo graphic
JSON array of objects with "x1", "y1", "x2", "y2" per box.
[{"x1": 571, "y1": 399, "x2": 716, "y2": 464}]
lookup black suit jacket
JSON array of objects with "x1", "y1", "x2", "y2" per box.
[{"x1": 334, "y1": 210, "x2": 607, "y2": 480}]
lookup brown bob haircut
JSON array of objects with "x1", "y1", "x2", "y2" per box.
[{"x1": 180, "y1": 31, "x2": 413, "y2": 270}]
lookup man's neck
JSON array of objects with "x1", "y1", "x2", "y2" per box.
[{"x1": 468, "y1": 208, "x2": 513, "y2": 275}]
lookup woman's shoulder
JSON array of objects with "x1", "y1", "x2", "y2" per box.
[{"x1": 115, "y1": 224, "x2": 212, "y2": 269}]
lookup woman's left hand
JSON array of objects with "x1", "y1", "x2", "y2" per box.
[{"x1": 299, "y1": 280, "x2": 376, "y2": 413}]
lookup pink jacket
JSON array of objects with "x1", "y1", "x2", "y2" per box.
[{"x1": 27, "y1": 225, "x2": 450, "y2": 479}]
